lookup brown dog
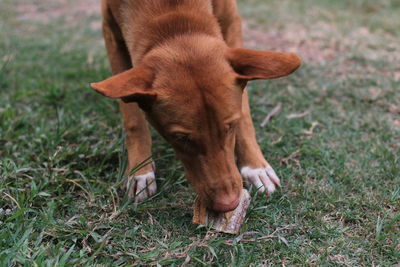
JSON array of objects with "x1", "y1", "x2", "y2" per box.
[{"x1": 91, "y1": 0, "x2": 301, "y2": 212}]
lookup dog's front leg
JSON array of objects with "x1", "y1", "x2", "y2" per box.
[
  {"x1": 119, "y1": 103, "x2": 156, "y2": 202},
  {"x1": 214, "y1": 0, "x2": 281, "y2": 195},
  {"x1": 235, "y1": 90, "x2": 281, "y2": 195},
  {"x1": 102, "y1": 3, "x2": 156, "y2": 202}
]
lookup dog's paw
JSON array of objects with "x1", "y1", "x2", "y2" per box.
[
  {"x1": 125, "y1": 172, "x2": 157, "y2": 202},
  {"x1": 240, "y1": 165, "x2": 281, "y2": 195}
]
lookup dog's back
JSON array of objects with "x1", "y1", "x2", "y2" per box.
[
  {"x1": 123, "y1": 0, "x2": 219, "y2": 59},
  {"x1": 102, "y1": 0, "x2": 224, "y2": 64},
  {"x1": 122, "y1": 0, "x2": 213, "y2": 18},
  {"x1": 103, "y1": 0, "x2": 214, "y2": 29}
]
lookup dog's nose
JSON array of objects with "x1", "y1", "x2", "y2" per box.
[{"x1": 211, "y1": 194, "x2": 240, "y2": 212}]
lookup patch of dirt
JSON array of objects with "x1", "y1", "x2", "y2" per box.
[
  {"x1": 385, "y1": 103, "x2": 400, "y2": 131},
  {"x1": 243, "y1": 21, "x2": 345, "y2": 64},
  {"x1": 15, "y1": 1, "x2": 399, "y2": 67},
  {"x1": 244, "y1": 21, "x2": 400, "y2": 67},
  {"x1": 16, "y1": 0, "x2": 100, "y2": 28},
  {"x1": 392, "y1": 119, "x2": 400, "y2": 130},
  {"x1": 16, "y1": 0, "x2": 343, "y2": 63},
  {"x1": 394, "y1": 70, "x2": 400, "y2": 82},
  {"x1": 389, "y1": 104, "x2": 400, "y2": 115}
]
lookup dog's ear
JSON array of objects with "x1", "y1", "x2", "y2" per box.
[
  {"x1": 90, "y1": 65, "x2": 156, "y2": 108},
  {"x1": 227, "y1": 48, "x2": 301, "y2": 80}
]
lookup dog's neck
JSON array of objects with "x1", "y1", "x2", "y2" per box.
[{"x1": 121, "y1": 0, "x2": 222, "y2": 64}]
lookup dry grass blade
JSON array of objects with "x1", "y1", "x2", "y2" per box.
[
  {"x1": 3, "y1": 192, "x2": 21, "y2": 209},
  {"x1": 223, "y1": 226, "x2": 294, "y2": 245},
  {"x1": 223, "y1": 234, "x2": 275, "y2": 245}
]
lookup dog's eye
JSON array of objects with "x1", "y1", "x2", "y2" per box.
[
  {"x1": 173, "y1": 133, "x2": 190, "y2": 143},
  {"x1": 171, "y1": 132, "x2": 197, "y2": 153}
]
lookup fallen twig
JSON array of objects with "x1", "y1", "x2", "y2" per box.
[
  {"x1": 260, "y1": 103, "x2": 282, "y2": 127},
  {"x1": 280, "y1": 150, "x2": 301, "y2": 167},
  {"x1": 303, "y1": 121, "x2": 319, "y2": 135},
  {"x1": 255, "y1": 102, "x2": 276, "y2": 107},
  {"x1": 286, "y1": 110, "x2": 310, "y2": 120}
]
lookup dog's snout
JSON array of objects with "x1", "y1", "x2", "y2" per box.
[{"x1": 211, "y1": 194, "x2": 240, "y2": 213}]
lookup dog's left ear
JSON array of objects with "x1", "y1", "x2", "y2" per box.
[
  {"x1": 90, "y1": 65, "x2": 156, "y2": 107},
  {"x1": 227, "y1": 48, "x2": 301, "y2": 80}
]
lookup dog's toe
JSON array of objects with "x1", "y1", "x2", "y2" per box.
[
  {"x1": 126, "y1": 172, "x2": 157, "y2": 202},
  {"x1": 240, "y1": 165, "x2": 281, "y2": 195}
]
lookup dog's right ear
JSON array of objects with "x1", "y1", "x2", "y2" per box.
[
  {"x1": 227, "y1": 48, "x2": 301, "y2": 80},
  {"x1": 90, "y1": 66, "x2": 156, "y2": 106}
]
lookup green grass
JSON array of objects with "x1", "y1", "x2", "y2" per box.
[{"x1": 1, "y1": 0, "x2": 399, "y2": 265}]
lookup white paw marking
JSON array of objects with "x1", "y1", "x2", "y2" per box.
[
  {"x1": 126, "y1": 171, "x2": 157, "y2": 202},
  {"x1": 240, "y1": 166, "x2": 281, "y2": 195}
]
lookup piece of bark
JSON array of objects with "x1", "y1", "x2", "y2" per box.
[{"x1": 193, "y1": 189, "x2": 251, "y2": 234}]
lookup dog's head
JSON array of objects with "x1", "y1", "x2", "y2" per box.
[{"x1": 91, "y1": 36, "x2": 300, "y2": 212}]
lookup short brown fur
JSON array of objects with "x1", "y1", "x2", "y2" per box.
[{"x1": 92, "y1": 0, "x2": 301, "y2": 212}]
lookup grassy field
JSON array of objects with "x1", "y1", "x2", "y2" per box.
[{"x1": 0, "y1": 0, "x2": 399, "y2": 265}]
